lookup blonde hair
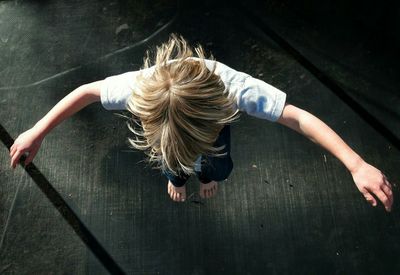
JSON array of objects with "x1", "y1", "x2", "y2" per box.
[{"x1": 126, "y1": 34, "x2": 241, "y2": 177}]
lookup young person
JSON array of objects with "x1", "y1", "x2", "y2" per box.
[{"x1": 9, "y1": 34, "x2": 393, "y2": 211}]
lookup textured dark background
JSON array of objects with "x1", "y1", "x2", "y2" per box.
[{"x1": 0, "y1": 0, "x2": 399, "y2": 274}]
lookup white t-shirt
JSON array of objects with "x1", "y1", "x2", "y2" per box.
[{"x1": 100, "y1": 58, "x2": 287, "y2": 122}]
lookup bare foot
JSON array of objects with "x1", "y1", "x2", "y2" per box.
[
  {"x1": 167, "y1": 180, "x2": 186, "y2": 202},
  {"x1": 199, "y1": 180, "x2": 218, "y2": 199}
]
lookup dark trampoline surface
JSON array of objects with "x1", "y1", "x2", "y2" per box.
[{"x1": 0, "y1": 0, "x2": 399, "y2": 274}]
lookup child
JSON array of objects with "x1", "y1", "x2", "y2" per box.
[{"x1": 9, "y1": 34, "x2": 393, "y2": 211}]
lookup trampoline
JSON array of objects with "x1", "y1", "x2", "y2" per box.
[{"x1": 1, "y1": 0, "x2": 399, "y2": 274}]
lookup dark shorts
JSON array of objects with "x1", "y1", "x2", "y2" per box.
[{"x1": 162, "y1": 124, "x2": 233, "y2": 187}]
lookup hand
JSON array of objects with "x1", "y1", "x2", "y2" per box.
[
  {"x1": 351, "y1": 161, "x2": 393, "y2": 212},
  {"x1": 9, "y1": 128, "x2": 44, "y2": 169}
]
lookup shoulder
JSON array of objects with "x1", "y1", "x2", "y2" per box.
[
  {"x1": 100, "y1": 69, "x2": 150, "y2": 110},
  {"x1": 197, "y1": 58, "x2": 251, "y2": 85}
]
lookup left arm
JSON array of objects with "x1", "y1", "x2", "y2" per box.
[{"x1": 277, "y1": 103, "x2": 393, "y2": 212}]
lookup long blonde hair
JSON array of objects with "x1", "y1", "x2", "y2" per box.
[{"x1": 126, "y1": 34, "x2": 241, "y2": 177}]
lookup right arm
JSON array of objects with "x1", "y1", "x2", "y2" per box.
[{"x1": 9, "y1": 80, "x2": 103, "y2": 168}]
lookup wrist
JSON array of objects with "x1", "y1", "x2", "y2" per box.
[
  {"x1": 32, "y1": 120, "x2": 49, "y2": 139},
  {"x1": 347, "y1": 154, "x2": 365, "y2": 174}
]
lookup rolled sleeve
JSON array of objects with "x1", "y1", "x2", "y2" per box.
[{"x1": 237, "y1": 76, "x2": 287, "y2": 122}]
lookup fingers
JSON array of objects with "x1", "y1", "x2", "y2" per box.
[
  {"x1": 10, "y1": 145, "x2": 37, "y2": 169},
  {"x1": 383, "y1": 176, "x2": 392, "y2": 190},
  {"x1": 10, "y1": 144, "x2": 16, "y2": 156},
  {"x1": 10, "y1": 143, "x2": 21, "y2": 168},
  {"x1": 362, "y1": 190, "x2": 377, "y2": 207},
  {"x1": 358, "y1": 170, "x2": 393, "y2": 212},
  {"x1": 376, "y1": 189, "x2": 391, "y2": 212},
  {"x1": 25, "y1": 147, "x2": 38, "y2": 165},
  {"x1": 10, "y1": 149, "x2": 24, "y2": 169},
  {"x1": 381, "y1": 178, "x2": 393, "y2": 210},
  {"x1": 366, "y1": 186, "x2": 391, "y2": 212}
]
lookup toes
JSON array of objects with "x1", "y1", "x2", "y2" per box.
[
  {"x1": 207, "y1": 185, "x2": 217, "y2": 198},
  {"x1": 168, "y1": 182, "x2": 172, "y2": 193},
  {"x1": 199, "y1": 181, "x2": 219, "y2": 199},
  {"x1": 168, "y1": 188, "x2": 186, "y2": 202},
  {"x1": 179, "y1": 191, "x2": 186, "y2": 202},
  {"x1": 177, "y1": 192, "x2": 186, "y2": 202},
  {"x1": 168, "y1": 181, "x2": 183, "y2": 202}
]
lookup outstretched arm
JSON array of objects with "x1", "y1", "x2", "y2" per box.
[
  {"x1": 277, "y1": 103, "x2": 393, "y2": 212},
  {"x1": 9, "y1": 80, "x2": 103, "y2": 168}
]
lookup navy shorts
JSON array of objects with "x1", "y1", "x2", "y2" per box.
[{"x1": 162, "y1": 125, "x2": 233, "y2": 187}]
